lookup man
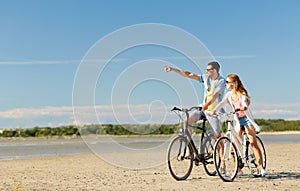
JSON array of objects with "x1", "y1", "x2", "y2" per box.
[{"x1": 164, "y1": 61, "x2": 226, "y2": 140}]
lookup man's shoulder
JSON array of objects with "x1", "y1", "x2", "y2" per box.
[
  {"x1": 217, "y1": 75, "x2": 226, "y2": 81},
  {"x1": 216, "y1": 75, "x2": 226, "y2": 84},
  {"x1": 199, "y1": 73, "x2": 207, "y2": 82}
]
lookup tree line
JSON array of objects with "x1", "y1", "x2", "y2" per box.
[{"x1": 0, "y1": 119, "x2": 300, "y2": 137}]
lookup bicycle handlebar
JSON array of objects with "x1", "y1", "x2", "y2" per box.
[
  {"x1": 171, "y1": 106, "x2": 202, "y2": 113},
  {"x1": 212, "y1": 109, "x2": 241, "y2": 120},
  {"x1": 213, "y1": 108, "x2": 242, "y2": 116}
]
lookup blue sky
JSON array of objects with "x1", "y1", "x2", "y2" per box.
[{"x1": 0, "y1": 0, "x2": 300, "y2": 128}]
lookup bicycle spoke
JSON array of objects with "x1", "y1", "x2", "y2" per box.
[
  {"x1": 214, "y1": 137, "x2": 238, "y2": 182},
  {"x1": 247, "y1": 136, "x2": 267, "y2": 177},
  {"x1": 168, "y1": 136, "x2": 193, "y2": 180},
  {"x1": 202, "y1": 136, "x2": 216, "y2": 176}
]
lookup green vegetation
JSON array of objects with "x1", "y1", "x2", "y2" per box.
[
  {"x1": 0, "y1": 119, "x2": 299, "y2": 137},
  {"x1": 0, "y1": 126, "x2": 79, "y2": 137},
  {"x1": 79, "y1": 124, "x2": 178, "y2": 135},
  {"x1": 255, "y1": 119, "x2": 300, "y2": 132}
]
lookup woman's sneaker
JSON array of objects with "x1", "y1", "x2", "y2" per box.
[
  {"x1": 261, "y1": 169, "x2": 267, "y2": 177},
  {"x1": 237, "y1": 170, "x2": 244, "y2": 176}
]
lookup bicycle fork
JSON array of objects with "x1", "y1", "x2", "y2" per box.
[
  {"x1": 177, "y1": 138, "x2": 187, "y2": 161},
  {"x1": 222, "y1": 122, "x2": 234, "y2": 162}
]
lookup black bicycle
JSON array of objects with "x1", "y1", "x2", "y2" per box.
[{"x1": 167, "y1": 106, "x2": 216, "y2": 181}]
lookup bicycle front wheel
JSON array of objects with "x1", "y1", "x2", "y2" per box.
[
  {"x1": 167, "y1": 136, "x2": 193, "y2": 181},
  {"x1": 202, "y1": 137, "x2": 216, "y2": 176},
  {"x1": 214, "y1": 137, "x2": 238, "y2": 182},
  {"x1": 257, "y1": 136, "x2": 267, "y2": 169},
  {"x1": 247, "y1": 136, "x2": 267, "y2": 177}
]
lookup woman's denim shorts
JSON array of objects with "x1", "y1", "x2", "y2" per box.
[{"x1": 238, "y1": 116, "x2": 253, "y2": 127}]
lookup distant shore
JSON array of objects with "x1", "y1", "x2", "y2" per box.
[
  {"x1": 1, "y1": 130, "x2": 300, "y2": 140},
  {"x1": 2, "y1": 119, "x2": 299, "y2": 138},
  {"x1": 259, "y1": 131, "x2": 300, "y2": 135}
]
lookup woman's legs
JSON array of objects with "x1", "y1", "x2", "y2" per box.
[
  {"x1": 245, "y1": 126, "x2": 264, "y2": 170},
  {"x1": 237, "y1": 128, "x2": 244, "y2": 174}
]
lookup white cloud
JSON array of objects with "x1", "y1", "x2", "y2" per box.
[
  {"x1": 0, "y1": 101, "x2": 299, "y2": 129},
  {"x1": 252, "y1": 109, "x2": 295, "y2": 116},
  {"x1": 251, "y1": 102, "x2": 300, "y2": 119},
  {"x1": 0, "y1": 60, "x2": 79, "y2": 65},
  {"x1": 0, "y1": 58, "x2": 128, "y2": 65},
  {"x1": 252, "y1": 102, "x2": 300, "y2": 108},
  {"x1": 214, "y1": 55, "x2": 255, "y2": 59},
  {"x1": 0, "y1": 54, "x2": 252, "y2": 65},
  {"x1": 0, "y1": 106, "x2": 74, "y2": 119},
  {"x1": 151, "y1": 55, "x2": 255, "y2": 61},
  {"x1": 0, "y1": 104, "x2": 178, "y2": 129}
]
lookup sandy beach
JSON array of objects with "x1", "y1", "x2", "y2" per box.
[{"x1": 0, "y1": 143, "x2": 299, "y2": 191}]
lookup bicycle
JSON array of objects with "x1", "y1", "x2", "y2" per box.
[
  {"x1": 167, "y1": 106, "x2": 216, "y2": 181},
  {"x1": 213, "y1": 110, "x2": 267, "y2": 182}
]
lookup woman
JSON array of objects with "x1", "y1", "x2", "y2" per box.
[{"x1": 213, "y1": 74, "x2": 267, "y2": 177}]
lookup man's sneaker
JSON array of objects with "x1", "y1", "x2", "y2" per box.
[
  {"x1": 261, "y1": 169, "x2": 267, "y2": 177},
  {"x1": 184, "y1": 154, "x2": 192, "y2": 159},
  {"x1": 237, "y1": 170, "x2": 244, "y2": 176}
]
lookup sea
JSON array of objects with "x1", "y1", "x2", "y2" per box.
[{"x1": 0, "y1": 133, "x2": 299, "y2": 160}]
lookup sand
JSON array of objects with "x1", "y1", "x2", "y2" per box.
[{"x1": 0, "y1": 144, "x2": 299, "y2": 191}]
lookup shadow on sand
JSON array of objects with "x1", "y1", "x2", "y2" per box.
[{"x1": 266, "y1": 172, "x2": 300, "y2": 180}]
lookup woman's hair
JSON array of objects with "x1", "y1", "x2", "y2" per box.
[{"x1": 227, "y1": 74, "x2": 251, "y2": 105}]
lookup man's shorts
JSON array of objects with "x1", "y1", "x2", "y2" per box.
[{"x1": 190, "y1": 110, "x2": 222, "y2": 135}]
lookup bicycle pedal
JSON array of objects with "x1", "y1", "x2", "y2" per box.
[
  {"x1": 199, "y1": 153, "x2": 212, "y2": 161},
  {"x1": 204, "y1": 154, "x2": 213, "y2": 160},
  {"x1": 203, "y1": 161, "x2": 213, "y2": 165}
]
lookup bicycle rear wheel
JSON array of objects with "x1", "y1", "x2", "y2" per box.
[
  {"x1": 247, "y1": 136, "x2": 267, "y2": 177},
  {"x1": 202, "y1": 136, "x2": 216, "y2": 176},
  {"x1": 167, "y1": 136, "x2": 193, "y2": 181},
  {"x1": 214, "y1": 137, "x2": 238, "y2": 182}
]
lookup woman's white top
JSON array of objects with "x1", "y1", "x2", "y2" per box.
[{"x1": 214, "y1": 91, "x2": 261, "y2": 133}]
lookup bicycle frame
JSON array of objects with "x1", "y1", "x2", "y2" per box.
[
  {"x1": 224, "y1": 120, "x2": 244, "y2": 158},
  {"x1": 183, "y1": 111, "x2": 206, "y2": 162},
  {"x1": 168, "y1": 106, "x2": 218, "y2": 180},
  {"x1": 214, "y1": 111, "x2": 266, "y2": 181},
  {"x1": 173, "y1": 107, "x2": 211, "y2": 162},
  {"x1": 221, "y1": 115, "x2": 254, "y2": 167}
]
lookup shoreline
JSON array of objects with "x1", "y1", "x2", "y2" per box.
[
  {"x1": 1, "y1": 130, "x2": 300, "y2": 140},
  {"x1": 1, "y1": 133, "x2": 299, "y2": 163},
  {"x1": 259, "y1": 131, "x2": 300, "y2": 135},
  {"x1": 0, "y1": 144, "x2": 299, "y2": 191}
]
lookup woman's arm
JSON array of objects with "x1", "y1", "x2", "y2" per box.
[
  {"x1": 213, "y1": 92, "x2": 230, "y2": 112},
  {"x1": 240, "y1": 95, "x2": 248, "y2": 111}
]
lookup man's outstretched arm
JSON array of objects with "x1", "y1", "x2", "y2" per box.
[{"x1": 164, "y1": 65, "x2": 199, "y2": 81}]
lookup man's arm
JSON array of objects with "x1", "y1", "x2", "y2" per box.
[
  {"x1": 205, "y1": 79, "x2": 226, "y2": 111},
  {"x1": 202, "y1": 92, "x2": 219, "y2": 111},
  {"x1": 164, "y1": 65, "x2": 199, "y2": 81}
]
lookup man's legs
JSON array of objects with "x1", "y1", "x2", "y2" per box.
[
  {"x1": 205, "y1": 113, "x2": 222, "y2": 140},
  {"x1": 205, "y1": 113, "x2": 224, "y2": 170},
  {"x1": 183, "y1": 111, "x2": 203, "y2": 158},
  {"x1": 184, "y1": 111, "x2": 204, "y2": 137}
]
